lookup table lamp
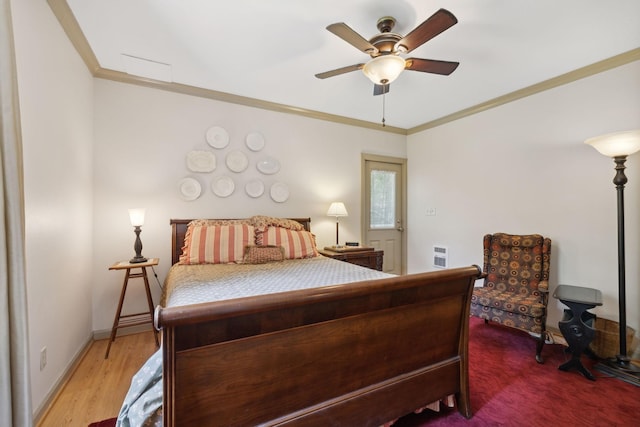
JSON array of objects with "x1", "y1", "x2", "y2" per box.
[
  {"x1": 327, "y1": 202, "x2": 348, "y2": 247},
  {"x1": 128, "y1": 208, "x2": 148, "y2": 263}
]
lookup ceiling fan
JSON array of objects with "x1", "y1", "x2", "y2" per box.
[{"x1": 315, "y1": 8, "x2": 459, "y2": 95}]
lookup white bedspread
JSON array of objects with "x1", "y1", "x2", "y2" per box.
[{"x1": 162, "y1": 255, "x2": 394, "y2": 308}]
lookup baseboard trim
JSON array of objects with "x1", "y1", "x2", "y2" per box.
[
  {"x1": 34, "y1": 326, "x2": 156, "y2": 425},
  {"x1": 92, "y1": 323, "x2": 156, "y2": 341},
  {"x1": 33, "y1": 334, "x2": 93, "y2": 426}
]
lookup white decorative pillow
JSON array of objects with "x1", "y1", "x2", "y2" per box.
[
  {"x1": 257, "y1": 227, "x2": 318, "y2": 259},
  {"x1": 179, "y1": 224, "x2": 255, "y2": 264}
]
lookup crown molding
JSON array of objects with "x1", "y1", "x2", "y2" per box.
[
  {"x1": 47, "y1": 0, "x2": 100, "y2": 73},
  {"x1": 93, "y1": 68, "x2": 407, "y2": 134},
  {"x1": 407, "y1": 48, "x2": 640, "y2": 135}
]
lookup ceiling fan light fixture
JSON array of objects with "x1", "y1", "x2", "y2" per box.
[{"x1": 362, "y1": 55, "x2": 406, "y2": 85}]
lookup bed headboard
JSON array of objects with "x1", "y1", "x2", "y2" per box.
[{"x1": 169, "y1": 218, "x2": 312, "y2": 265}]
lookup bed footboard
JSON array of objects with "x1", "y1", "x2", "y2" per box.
[{"x1": 156, "y1": 265, "x2": 480, "y2": 426}]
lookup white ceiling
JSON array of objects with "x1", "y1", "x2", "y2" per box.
[{"x1": 64, "y1": 0, "x2": 640, "y2": 130}]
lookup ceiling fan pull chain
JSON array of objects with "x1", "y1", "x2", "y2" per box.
[{"x1": 382, "y1": 91, "x2": 386, "y2": 127}]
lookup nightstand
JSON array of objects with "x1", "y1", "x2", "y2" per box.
[
  {"x1": 319, "y1": 248, "x2": 384, "y2": 271},
  {"x1": 105, "y1": 258, "x2": 160, "y2": 358}
]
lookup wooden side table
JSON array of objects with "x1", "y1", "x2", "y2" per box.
[
  {"x1": 105, "y1": 258, "x2": 160, "y2": 358},
  {"x1": 553, "y1": 284, "x2": 603, "y2": 380},
  {"x1": 319, "y1": 248, "x2": 384, "y2": 271}
]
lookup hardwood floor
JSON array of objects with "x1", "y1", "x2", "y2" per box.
[{"x1": 37, "y1": 331, "x2": 158, "y2": 427}]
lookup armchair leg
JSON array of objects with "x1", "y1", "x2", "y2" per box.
[{"x1": 535, "y1": 327, "x2": 546, "y2": 364}]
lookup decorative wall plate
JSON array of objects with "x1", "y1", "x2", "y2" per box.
[
  {"x1": 179, "y1": 177, "x2": 202, "y2": 201},
  {"x1": 186, "y1": 150, "x2": 216, "y2": 172},
  {"x1": 225, "y1": 150, "x2": 249, "y2": 173},
  {"x1": 205, "y1": 126, "x2": 229, "y2": 149},
  {"x1": 245, "y1": 178, "x2": 265, "y2": 198},
  {"x1": 256, "y1": 156, "x2": 280, "y2": 175},
  {"x1": 270, "y1": 182, "x2": 289, "y2": 203},
  {"x1": 211, "y1": 175, "x2": 235, "y2": 197},
  {"x1": 245, "y1": 132, "x2": 265, "y2": 151}
]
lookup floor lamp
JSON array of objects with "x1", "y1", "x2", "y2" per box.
[
  {"x1": 585, "y1": 129, "x2": 640, "y2": 380},
  {"x1": 327, "y1": 202, "x2": 348, "y2": 248}
]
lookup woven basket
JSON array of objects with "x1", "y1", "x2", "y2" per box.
[{"x1": 589, "y1": 317, "x2": 635, "y2": 359}]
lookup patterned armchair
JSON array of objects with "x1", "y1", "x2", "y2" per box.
[{"x1": 470, "y1": 233, "x2": 552, "y2": 363}]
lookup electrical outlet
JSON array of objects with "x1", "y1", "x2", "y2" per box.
[
  {"x1": 40, "y1": 347, "x2": 47, "y2": 371},
  {"x1": 426, "y1": 207, "x2": 436, "y2": 216}
]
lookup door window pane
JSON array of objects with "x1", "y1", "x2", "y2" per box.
[{"x1": 370, "y1": 169, "x2": 396, "y2": 229}]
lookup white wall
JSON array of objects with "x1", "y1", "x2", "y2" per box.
[
  {"x1": 11, "y1": 0, "x2": 94, "y2": 413},
  {"x1": 91, "y1": 79, "x2": 406, "y2": 332},
  {"x1": 407, "y1": 61, "x2": 640, "y2": 337}
]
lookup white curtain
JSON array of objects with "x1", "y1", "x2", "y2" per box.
[{"x1": 0, "y1": 0, "x2": 33, "y2": 425}]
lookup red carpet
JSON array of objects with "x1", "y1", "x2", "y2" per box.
[
  {"x1": 394, "y1": 317, "x2": 640, "y2": 426},
  {"x1": 90, "y1": 317, "x2": 639, "y2": 426},
  {"x1": 88, "y1": 418, "x2": 116, "y2": 427}
]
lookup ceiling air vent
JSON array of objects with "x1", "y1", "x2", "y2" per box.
[{"x1": 433, "y1": 245, "x2": 448, "y2": 269}]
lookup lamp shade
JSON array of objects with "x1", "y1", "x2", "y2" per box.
[
  {"x1": 128, "y1": 208, "x2": 146, "y2": 226},
  {"x1": 362, "y1": 55, "x2": 406, "y2": 85},
  {"x1": 327, "y1": 202, "x2": 348, "y2": 217},
  {"x1": 585, "y1": 130, "x2": 640, "y2": 158}
]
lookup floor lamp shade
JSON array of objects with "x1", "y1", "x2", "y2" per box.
[
  {"x1": 585, "y1": 130, "x2": 640, "y2": 157},
  {"x1": 585, "y1": 129, "x2": 640, "y2": 378},
  {"x1": 327, "y1": 202, "x2": 348, "y2": 246}
]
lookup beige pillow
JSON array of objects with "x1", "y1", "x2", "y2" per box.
[{"x1": 243, "y1": 245, "x2": 285, "y2": 264}]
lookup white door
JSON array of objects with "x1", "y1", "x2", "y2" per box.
[{"x1": 362, "y1": 155, "x2": 405, "y2": 274}]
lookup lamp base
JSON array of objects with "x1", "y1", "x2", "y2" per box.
[
  {"x1": 595, "y1": 355, "x2": 640, "y2": 387},
  {"x1": 129, "y1": 256, "x2": 148, "y2": 264}
]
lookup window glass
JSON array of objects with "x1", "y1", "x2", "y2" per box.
[{"x1": 370, "y1": 169, "x2": 396, "y2": 229}]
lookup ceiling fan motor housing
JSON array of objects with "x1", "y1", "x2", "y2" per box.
[
  {"x1": 376, "y1": 16, "x2": 396, "y2": 33},
  {"x1": 370, "y1": 16, "x2": 402, "y2": 56}
]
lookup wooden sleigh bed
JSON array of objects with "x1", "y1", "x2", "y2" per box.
[{"x1": 152, "y1": 218, "x2": 480, "y2": 426}]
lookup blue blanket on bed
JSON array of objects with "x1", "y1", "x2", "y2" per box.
[{"x1": 117, "y1": 349, "x2": 163, "y2": 427}]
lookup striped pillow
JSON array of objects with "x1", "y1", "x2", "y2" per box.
[
  {"x1": 258, "y1": 227, "x2": 318, "y2": 259},
  {"x1": 179, "y1": 224, "x2": 255, "y2": 264}
]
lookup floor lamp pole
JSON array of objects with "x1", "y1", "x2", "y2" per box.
[
  {"x1": 607, "y1": 155, "x2": 640, "y2": 376},
  {"x1": 613, "y1": 156, "x2": 629, "y2": 361}
]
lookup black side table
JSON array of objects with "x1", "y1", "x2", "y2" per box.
[{"x1": 553, "y1": 284, "x2": 603, "y2": 381}]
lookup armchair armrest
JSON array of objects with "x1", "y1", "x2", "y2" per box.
[{"x1": 538, "y1": 280, "x2": 549, "y2": 292}]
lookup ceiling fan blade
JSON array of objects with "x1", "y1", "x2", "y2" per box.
[
  {"x1": 395, "y1": 8, "x2": 457, "y2": 53},
  {"x1": 326, "y1": 23, "x2": 379, "y2": 55},
  {"x1": 373, "y1": 84, "x2": 390, "y2": 96},
  {"x1": 405, "y1": 58, "x2": 459, "y2": 75},
  {"x1": 315, "y1": 63, "x2": 365, "y2": 79}
]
